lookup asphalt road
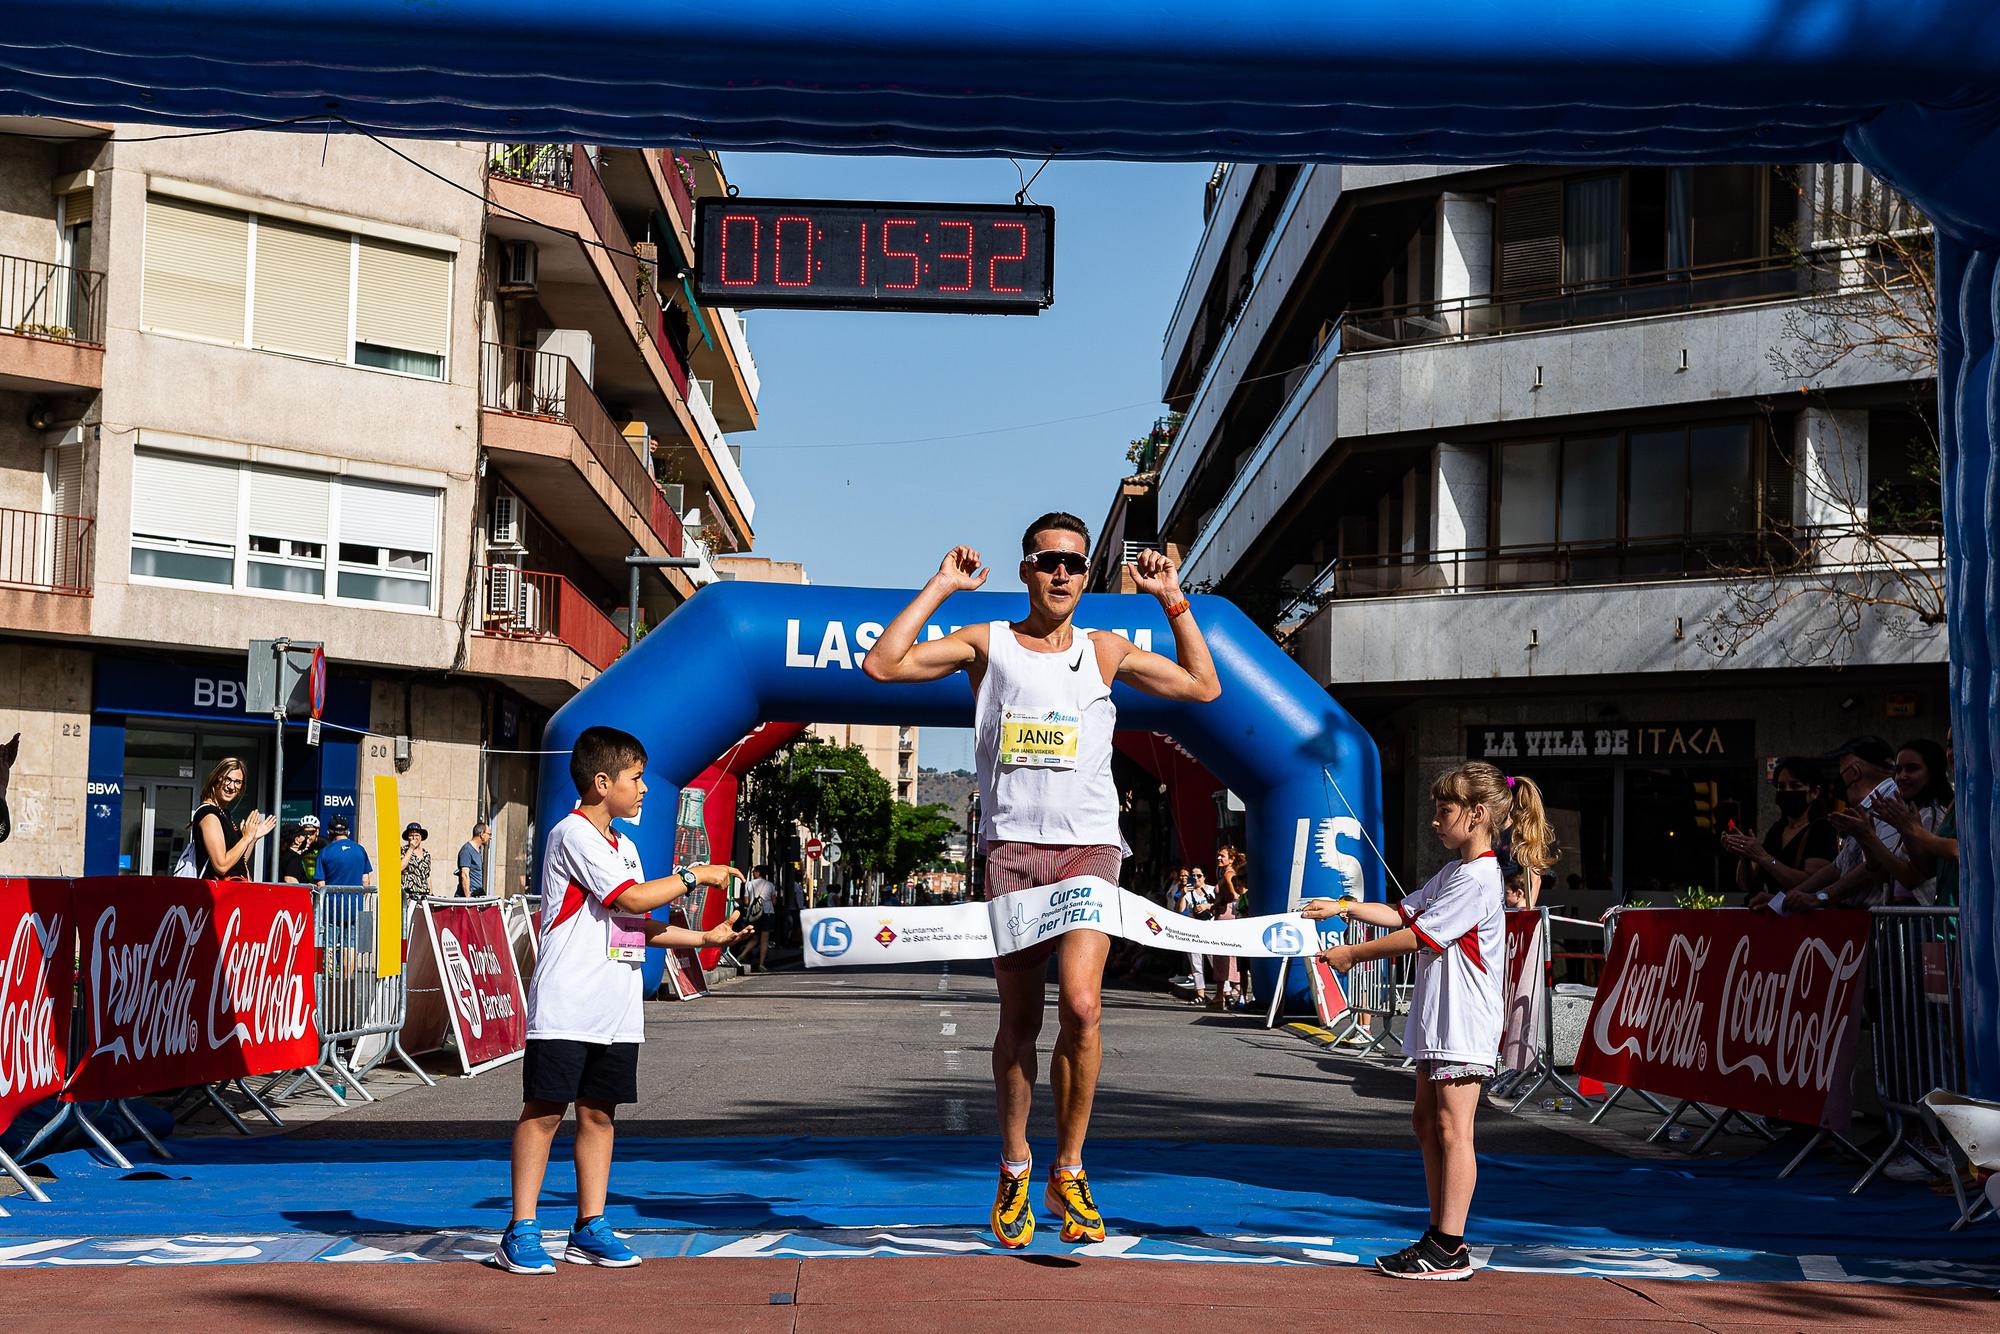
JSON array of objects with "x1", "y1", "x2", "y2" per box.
[{"x1": 295, "y1": 962, "x2": 1616, "y2": 1156}]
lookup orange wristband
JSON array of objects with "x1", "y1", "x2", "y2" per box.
[{"x1": 1164, "y1": 598, "x2": 1191, "y2": 619}]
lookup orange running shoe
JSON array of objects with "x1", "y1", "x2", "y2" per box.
[
  {"x1": 1044, "y1": 1167, "x2": 1106, "y2": 1243},
  {"x1": 990, "y1": 1166, "x2": 1035, "y2": 1249}
]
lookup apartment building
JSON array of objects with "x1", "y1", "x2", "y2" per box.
[
  {"x1": 0, "y1": 120, "x2": 761, "y2": 886},
  {"x1": 1140, "y1": 162, "x2": 1946, "y2": 909},
  {"x1": 712, "y1": 554, "x2": 919, "y2": 803}
]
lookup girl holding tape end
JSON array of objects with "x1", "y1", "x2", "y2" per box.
[{"x1": 1302, "y1": 761, "x2": 1554, "y2": 1280}]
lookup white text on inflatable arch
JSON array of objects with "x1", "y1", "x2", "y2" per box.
[
  {"x1": 1314, "y1": 817, "x2": 1365, "y2": 894},
  {"x1": 784, "y1": 620, "x2": 1153, "y2": 670}
]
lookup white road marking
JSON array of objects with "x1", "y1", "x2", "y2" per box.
[{"x1": 940, "y1": 1022, "x2": 958, "y2": 1036}]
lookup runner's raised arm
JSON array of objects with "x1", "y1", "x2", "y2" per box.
[
  {"x1": 1105, "y1": 547, "x2": 1221, "y2": 703},
  {"x1": 863, "y1": 545, "x2": 988, "y2": 683}
]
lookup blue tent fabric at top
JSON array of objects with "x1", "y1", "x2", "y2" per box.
[
  {"x1": 0, "y1": 1, "x2": 1995, "y2": 169},
  {"x1": 1, "y1": 0, "x2": 1995, "y2": 1097}
]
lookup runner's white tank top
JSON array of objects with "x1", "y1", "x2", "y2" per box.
[{"x1": 974, "y1": 621, "x2": 1122, "y2": 847}]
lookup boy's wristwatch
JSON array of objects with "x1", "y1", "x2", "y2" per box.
[{"x1": 676, "y1": 867, "x2": 700, "y2": 892}]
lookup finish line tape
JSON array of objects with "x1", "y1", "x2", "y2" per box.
[{"x1": 802, "y1": 877, "x2": 1326, "y2": 966}]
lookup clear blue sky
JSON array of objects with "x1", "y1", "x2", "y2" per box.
[{"x1": 720, "y1": 154, "x2": 1213, "y2": 774}]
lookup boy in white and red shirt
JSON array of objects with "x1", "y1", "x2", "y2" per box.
[
  {"x1": 497, "y1": 726, "x2": 749, "y2": 1274},
  {"x1": 1304, "y1": 761, "x2": 1555, "y2": 1281}
]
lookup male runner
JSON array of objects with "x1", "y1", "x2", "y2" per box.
[{"x1": 864, "y1": 512, "x2": 1220, "y2": 1247}]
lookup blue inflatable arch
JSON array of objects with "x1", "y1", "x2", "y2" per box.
[
  {"x1": 536, "y1": 582, "x2": 1383, "y2": 1003},
  {"x1": 16, "y1": 0, "x2": 1995, "y2": 1089}
]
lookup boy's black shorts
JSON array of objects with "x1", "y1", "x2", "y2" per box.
[{"x1": 522, "y1": 1038, "x2": 640, "y2": 1107}]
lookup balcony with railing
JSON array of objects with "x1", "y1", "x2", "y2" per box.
[
  {"x1": 487, "y1": 144, "x2": 694, "y2": 399},
  {"x1": 1341, "y1": 254, "x2": 1819, "y2": 354},
  {"x1": 0, "y1": 253, "x2": 106, "y2": 391},
  {"x1": 0, "y1": 506, "x2": 95, "y2": 636},
  {"x1": 477, "y1": 566, "x2": 625, "y2": 671},
  {"x1": 0, "y1": 508, "x2": 94, "y2": 595},
  {"x1": 480, "y1": 341, "x2": 686, "y2": 560}
]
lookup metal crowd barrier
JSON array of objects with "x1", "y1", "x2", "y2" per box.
[
  {"x1": 278, "y1": 888, "x2": 435, "y2": 1106},
  {"x1": 1316, "y1": 920, "x2": 1413, "y2": 1060},
  {"x1": 1489, "y1": 908, "x2": 1600, "y2": 1111},
  {"x1": 1855, "y1": 905, "x2": 1963, "y2": 1194}
]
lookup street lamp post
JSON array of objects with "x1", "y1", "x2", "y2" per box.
[{"x1": 808, "y1": 765, "x2": 844, "y2": 907}]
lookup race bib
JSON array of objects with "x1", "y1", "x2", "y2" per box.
[
  {"x1": 1000, "y1": 708, "x2": 1080, "y2": 768},
  {"x1": 608, "y1": 914, "x2": 650, "y2": 964}
]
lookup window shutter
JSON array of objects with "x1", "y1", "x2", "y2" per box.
[
  {"x1": 339, "y1": 476, "x2": 439, "y2": 552},
  {"x1": 250, "y1": 218, "x2": 352, "y2": 363},
  {"x1": 1496, "y1": 182, "x2": 1562, "y2": 294},
  {"x1": 49, "y1": 445, "x2": 85, "y2": 515},
  {"x1": 132, "y1": 450, "x2": 239, "y2": 543},
  {"x1": 59, "y1": 186, "x2": 92, "y2": 227},
  {"x1": 355, "y1": 237, "x2": 452, "y2": 355},
  {"x1": 247, "y1": 465, "x2": 332, "y2": 543},
  {"x1": 143, "y1": 196, "x2": 249, "y2": 343}
]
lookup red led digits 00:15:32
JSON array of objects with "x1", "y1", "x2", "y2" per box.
[{"x1": 694, "y1": 198, "x2": 1053, "y2": 314}]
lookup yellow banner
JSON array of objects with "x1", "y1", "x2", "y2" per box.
[{"x1": 373, "y1": 774, "x2": 403, "y2": 978}]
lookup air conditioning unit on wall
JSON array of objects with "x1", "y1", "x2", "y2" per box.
[
  {"x1": 489, "y1": 489, "x2": 525, "y2": 550},
  {"x1": 499, "y1": 240, "x2": 538, "y2": 292}
]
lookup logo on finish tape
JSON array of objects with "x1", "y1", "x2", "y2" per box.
[
  {"x1": 1262, "y1": 922, "x2": 1306, "y2": 955},
  {"x1": 810, "y1": 919, "x2": 853, "y2": 958}
]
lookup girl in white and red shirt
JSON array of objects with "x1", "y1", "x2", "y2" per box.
[{"x1": 1304, "y1": 761, "x2": 1554, "y2": 1281}]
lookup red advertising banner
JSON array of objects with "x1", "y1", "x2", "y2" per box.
[
  {"x1": 1305, "y1": 955, "x2": 1349, "y2": 1029},
  {"x1": 419, "y1": 901, "x2": 527, "y2": 1074},
  {"x1": 1577, "y1": 908, "x2": 1871, "y2": 1129},
  {"x1": 69, "y1": 877, "x2": 318, "y2": 1100},
  {"x1": 0, "y1": 878, "x2": 73, "y2": 1136},
  {"x1": 1500, "y1": 909, "x2": 1546, "y2": 1073}
]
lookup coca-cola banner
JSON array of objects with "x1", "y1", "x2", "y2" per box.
[
  {"x1": 1577, "y1": 908, "x2": 1871, "y2": 1129},
  {"x1": 418, "y1": 901, "x2": 526, "y2": 1074},
  {"x1": 0, "y1": 878, "x2": 73, "y2": 1135},
  {"x1": 1500, "y1": 909, "x2": 1546, "y2": 1074},
  {"x1": 68, "y1": 877, "x2": 318, "y2": 1101}
]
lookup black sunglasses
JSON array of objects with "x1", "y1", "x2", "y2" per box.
[{"x1": 1025, "y1": 550, "x2": 1088, "y2": 576}]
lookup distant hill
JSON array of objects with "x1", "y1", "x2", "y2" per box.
[{"x1": 917, "y1": 767, "x2": 976, "y2": 815}]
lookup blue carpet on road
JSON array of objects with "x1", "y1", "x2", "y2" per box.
[{"x1": 2, "y1": 1135, "x2": 1993, "y2": 1285}]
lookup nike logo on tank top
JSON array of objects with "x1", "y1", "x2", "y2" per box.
[{"x1": 974, "y1": 621, "x2": 1123, "y2": 848}]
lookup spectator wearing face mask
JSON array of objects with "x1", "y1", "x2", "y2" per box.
[
  {"x1": 1722, "y1": 758, "x2": 1838, "y2": 902},
  {"x1": 1755, "y1": 736, "x2": 1899, "y2": 913}
]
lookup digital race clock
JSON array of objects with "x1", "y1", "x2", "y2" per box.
[{"x1": 692, "y1": 198, "x2": 1054, "y2": 314}]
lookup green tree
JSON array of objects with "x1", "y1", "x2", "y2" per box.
[
  {"x1": 740, "y1": 736, "x2": 892, "y2": 872},
  {"x1": 885, "y1": 801, "x2": 960, "y2": 884}
]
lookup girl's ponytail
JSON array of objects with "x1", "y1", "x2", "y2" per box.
[{"x1": 1506, "y1": 775, "x2": 1557, "y2": 876}]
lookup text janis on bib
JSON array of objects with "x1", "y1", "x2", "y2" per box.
[{"x1": 999, "y1": 707, "x2": 1081, "y2": 769}]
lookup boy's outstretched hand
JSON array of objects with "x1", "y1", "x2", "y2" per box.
[
  {"x1": 702, "y1": 910, "x2": 753, "y2": 947},
  {"x1": 1319, "y1": 944, "x2": 1358, "y2": 974},
  {"x1": 1299, "y1": 897, "x2": 1355, "y2": 921},
  {"x1": 689, "y1": 864, "x2": 742, "y2": 888}
]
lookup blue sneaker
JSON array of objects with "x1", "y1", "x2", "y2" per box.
[
  {"x1": 564, "y1": 1215, "x2": 642, "y2": 1267},
  {"x1": 495, "y1": 1219, "x2": 556, "y2": 1274}
]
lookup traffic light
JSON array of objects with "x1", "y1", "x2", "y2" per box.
[{"x1": 1690, "y1": 780, "x2": 1718, "y2": 831}]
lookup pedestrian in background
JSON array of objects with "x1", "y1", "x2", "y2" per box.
[
  {"x1": 278, "y1": 823, "x2": 315, "y2": 885},
  {"x1": 297, "y1": 813, "x2": 323, "y2": 880},
  {"x1": 1722, "y1": 757, "x2": 1836, "y2": 902},
  {"x1": 402, "y1": 822, "x2": 433, "y2": 895},
  {"x1": 317, "y1": 817, "x2": 374, "y2": 887},
  {"x1": 458, "y1": 820, "x2": 491, "y2": 896},
  {"x1": 1210, "y1": 846, "x2": 1244, "y2": 1009},
  {"x1": 185, "y1": 756, "x2": 276, "y2": 880}
]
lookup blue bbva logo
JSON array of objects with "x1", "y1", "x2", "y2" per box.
[
  {"x1": 1262, "y1": 922, "x2": 1305, "y2": 955},
  {"x1": 810, "y1": 919, "x2": 853, "y2": 958}
]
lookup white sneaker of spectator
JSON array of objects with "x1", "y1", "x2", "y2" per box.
[{"x1": 1881, "y1": 1150, "x2": 1935, "y2": 1183}]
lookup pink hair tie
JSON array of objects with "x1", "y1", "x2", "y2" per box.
[{"x1": 1505, "y1": 776, "x2": 1518, "y2": 788}]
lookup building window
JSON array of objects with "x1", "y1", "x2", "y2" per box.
[
  {"x1": 131, "y1": 448, "x2": 440, "y2": 611},
  {"x1": 142, "y1": 193, "x2": 453, "y2": 379},
  {"x1": 1491, "y1": 419, "x2": 1763, "y2": 573}
]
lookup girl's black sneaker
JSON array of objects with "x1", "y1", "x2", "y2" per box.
[{"x1": 1374, "y1": 1233, "x2": 1473, "y2": 1280}]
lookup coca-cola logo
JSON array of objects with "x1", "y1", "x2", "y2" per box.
[
  {"x1": 0, "y1": 910, "x2": 63, "y2": 1099},
  {"x1": 1590, "y1": 931, "x2": 1712, "y2": 1072},
  {"x1": 439, "y1": 927, "x2": 481, "y2": 1040},
  {"x1": 89, "y1": 904, "x2": 205, "y2": 1065},
  {"x1": 1715, "y1": 934, "x2": 1865, "y2": 1092},
  {"x1": 206, "y1": 906, "x2": 313, "y2": 1051}
]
